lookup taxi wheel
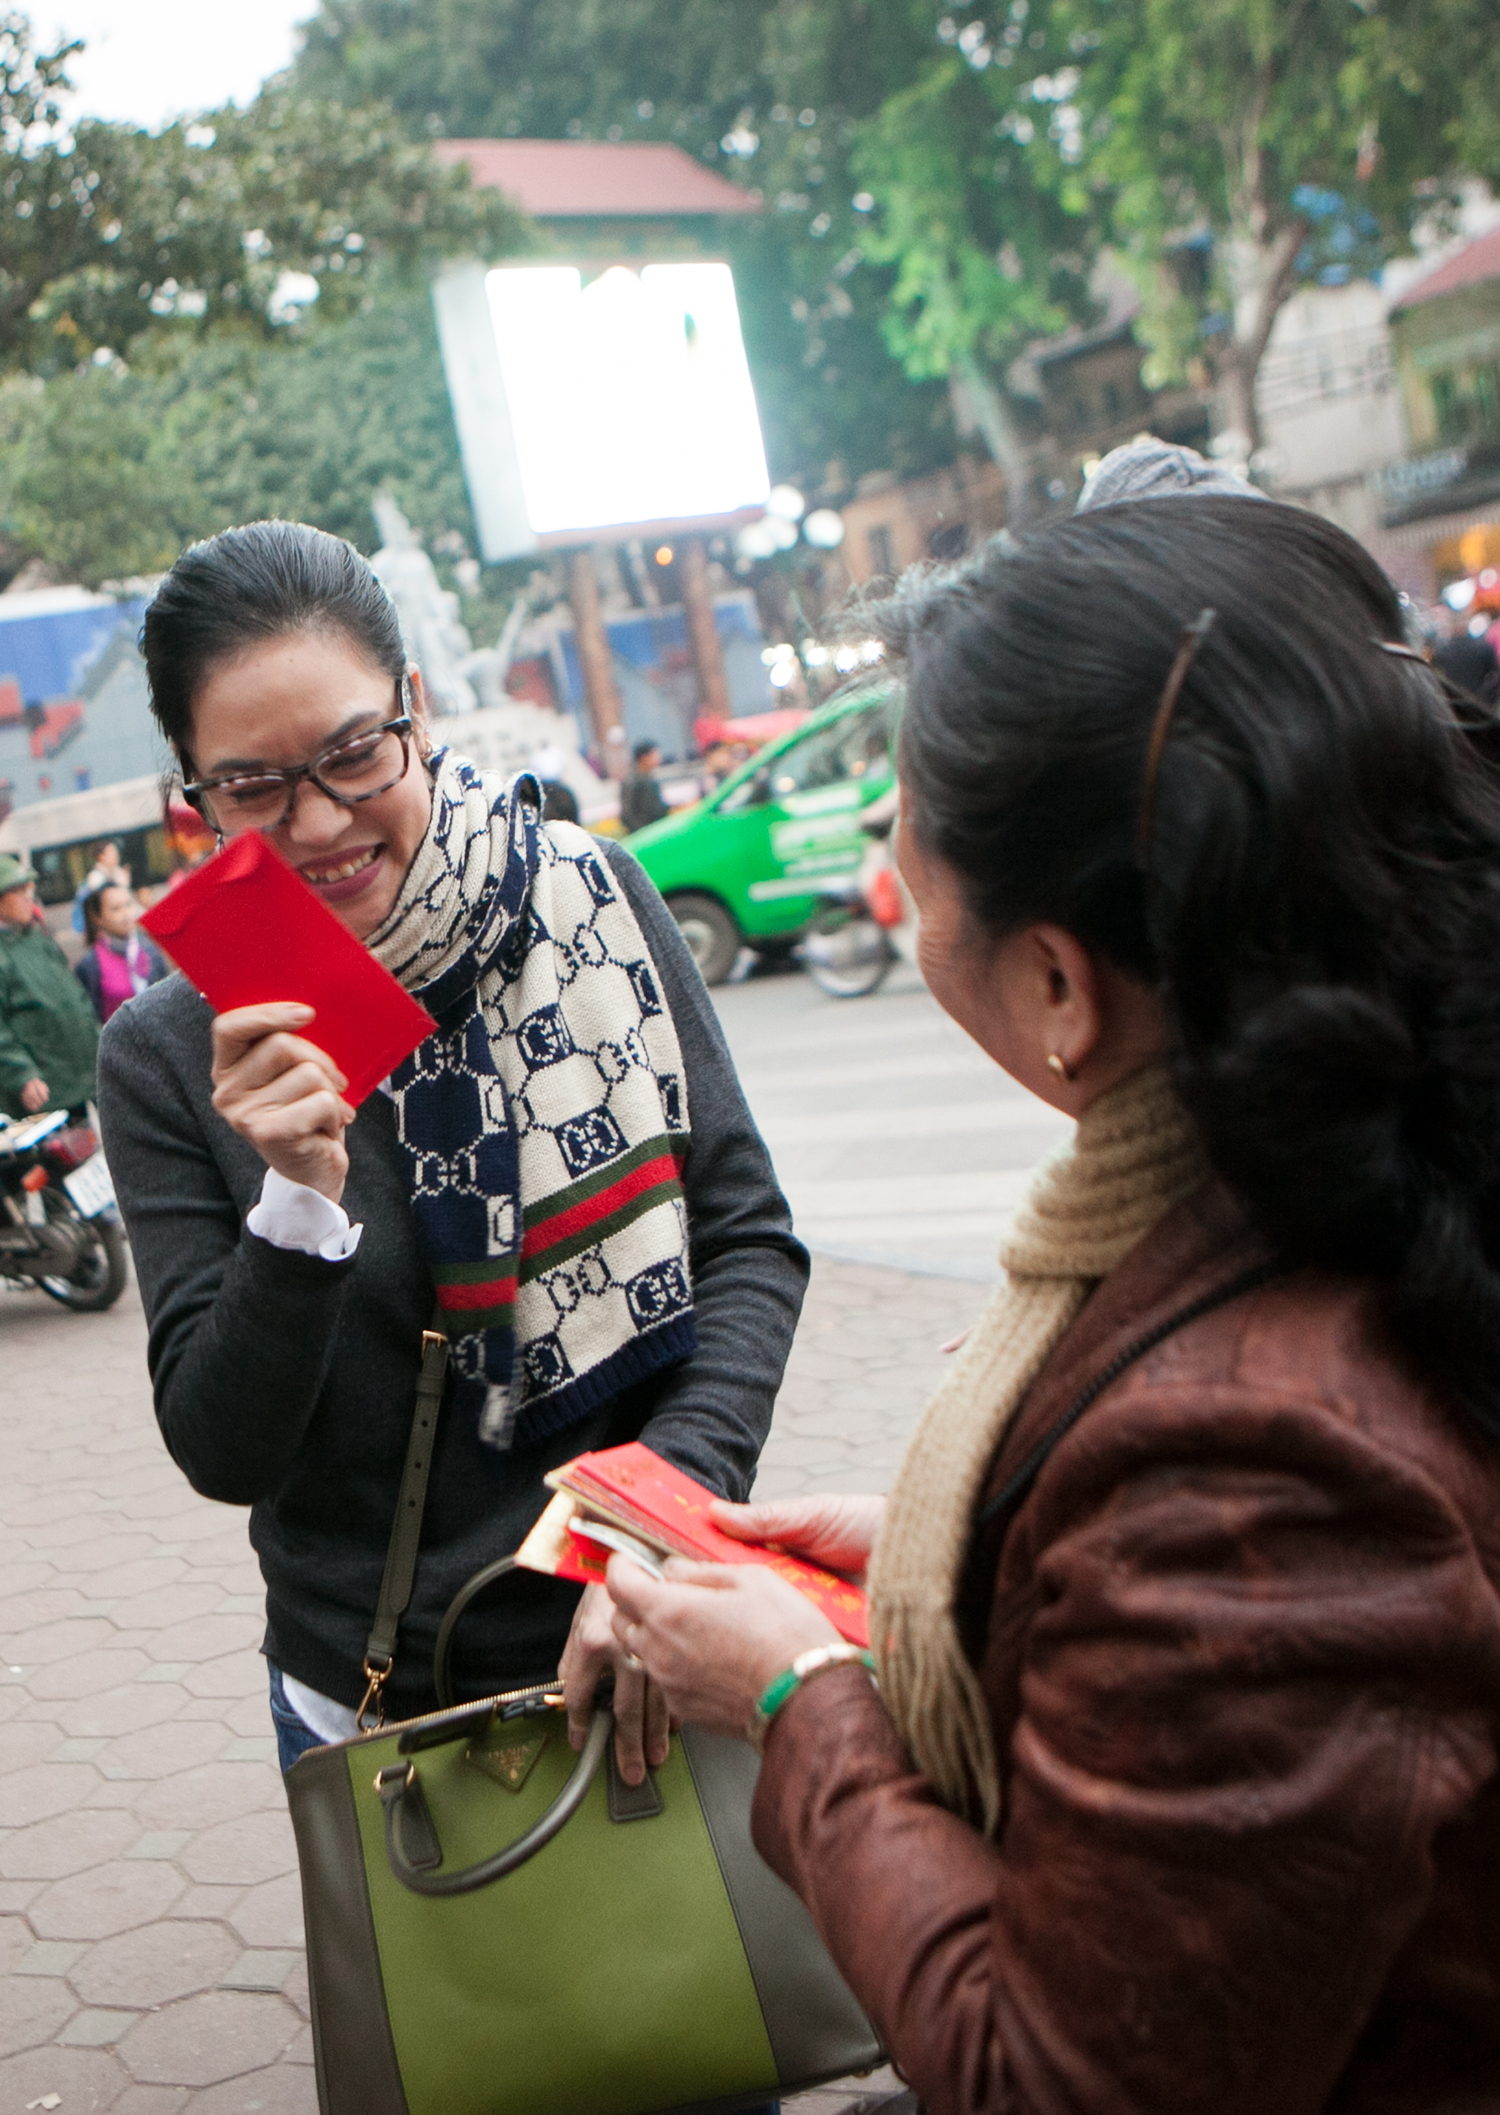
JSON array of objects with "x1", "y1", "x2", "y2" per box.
[{"x1": 668, "y1": 893, "x2": 740, "y2": 986}]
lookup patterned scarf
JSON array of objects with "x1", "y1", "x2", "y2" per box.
[
  {"x1": 867, "y1": 1064, "x2": 1209, "y2": 1832},
  {"x1": 369, "y1": 749, "x2": 695, "y2": 1452}
]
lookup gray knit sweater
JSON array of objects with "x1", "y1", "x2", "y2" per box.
[{"x1": 98, "y1": 845, "x2": 808, "y2": 1721}]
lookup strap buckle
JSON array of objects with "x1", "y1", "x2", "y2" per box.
[{"x1": 358, "y1": 1654, "x2": 392, "y2": 1733}]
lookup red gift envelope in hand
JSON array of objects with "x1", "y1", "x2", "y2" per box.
[{"x1": 142, "y1": 833, "x2": 435, "y2": 1106}]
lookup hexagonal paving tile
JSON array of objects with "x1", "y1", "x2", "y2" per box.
[
  {"x1": 178, "y1": 1811, "x2": 297, "y2": 1890},
  {"x1": 0, "y1": 1973, "x2": 75, "y2": 2058},
  {"x1": 0, "y1": 1761, "x2": 102, "y2": 1829},
  {"x1": 176, "y1": 2066, "x2": 318, "y2": 2115},
  {"x1": 72, "y1": 1920, "x2": 241, "y2": 2011},
  {"x1": 0, "y1": 2038, "x2": 130, "y2": 2112},
  {"x1": 227, "y1": 1874, "x2": 304, "y2": 1952},
  {"x1": 131, "y1": 1760, "x2": 284, "y2": 1833},
  {"x1": 0, "y1": 1806, "x2": 138, "y2": 1881},
  {"x1": 29, "y1": 1857, "x2": 184, "y2": 1941},
  {"x1": 96, "y1": 1718, "x2": 231, "y2": 1781},
  {"x1": 119, "y1": 1990, "x2": 300, "y2": 2087}
]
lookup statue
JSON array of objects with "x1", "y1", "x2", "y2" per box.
[{"x1": 369, "y1": 493, "x2": 478, "y2": 716}]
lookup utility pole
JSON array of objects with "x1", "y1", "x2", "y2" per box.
[
  {"x1": 568, "y1": 547, "x2": 625, "y2": 777},
  {"x1": 678, "y1": 535, "x2": 731, "y2": 726}
]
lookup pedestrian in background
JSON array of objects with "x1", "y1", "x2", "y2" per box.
[
  {"x1": 0, "y1": 853, "x2": 99, "y2": 1117},
  {"x1": 74, "y1": 881, "x2": 170, "y2": 1025},
  {"x1": 71, "y1": 838, "x2": 131, "y2": 933},
  {"x1": 621, "y1": 739, "x2": 670, "y2": 834},
  {"x1": 538, "y1": 778, "x2": 580, "y2": 824},
  {"x1": 607, "y1": 497, "x2": 1500, "y2": 2115}
]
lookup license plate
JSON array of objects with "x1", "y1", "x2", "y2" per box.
[{"x1": 63, "y1": 1150, "x2": 116, "y2": 1218}]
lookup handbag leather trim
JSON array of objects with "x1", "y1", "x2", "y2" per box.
[
  {"x1": 286, "y1": 1742, "x2": 411, "y2": 2115},
  {"x1": 608, "y1": 1741, "x2": 666, "y2": 1822},
  {"x1": 680, "y1": 1724, "x2": 883, "y2": 2089}
]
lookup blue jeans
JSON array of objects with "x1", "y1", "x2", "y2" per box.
[
  {"x1": 269, "y1": 1664, "x2": 328, "y2": 1773},
  {"x1": 269, "y1": 1667, "x2": 779, "y2": 2114}
]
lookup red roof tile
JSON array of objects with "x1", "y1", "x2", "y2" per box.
[
  {"x1": 1392, "y1": 223, "x2": 1500, "y2": 311},
  {"x1": 434, "y1": 139, "x2": 760, "y2": 219}
]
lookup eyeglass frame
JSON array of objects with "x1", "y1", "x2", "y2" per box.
[{"x1": 180, "y1": 678, "x2": 416, "y2": 835}]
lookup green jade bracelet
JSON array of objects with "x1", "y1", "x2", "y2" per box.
[{"x1": 750, "y1": 1642, "x2": 878, "y2": 1751}]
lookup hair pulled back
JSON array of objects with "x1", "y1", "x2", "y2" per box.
[
  {"x1": 81, "y1": 882, "x2": 122, "y2": 944},
  {"x1": 141, "y1": 521, "x2": 405, "y2": 769},
  {"x1": 880, "y1": 495, "x2": 1500, "y2": 1445}
]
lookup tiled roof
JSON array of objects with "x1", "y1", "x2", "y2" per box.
[
  {"x1": 1392, "y1": 223, "x2": 1500, "y2": 311},
  {"x1": 433, "y1": 139, "x2": 760, "y2": 218}
]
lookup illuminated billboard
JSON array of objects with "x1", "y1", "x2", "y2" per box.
[{"x1": 432, "y1": 260, "x2": 770, "y2": 563}]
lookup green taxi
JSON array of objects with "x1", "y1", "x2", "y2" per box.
[{"x1": 626, "y1": 685, "x2": 897, "y2": 984}]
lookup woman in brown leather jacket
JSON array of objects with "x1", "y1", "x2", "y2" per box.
[{"x1": 604, "y1": 496, "x2": 1500, "y2": 2115}]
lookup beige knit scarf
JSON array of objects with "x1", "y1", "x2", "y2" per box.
[{"x1": 867, "y1": 1062, "x2": 1209, "y2": 1834}]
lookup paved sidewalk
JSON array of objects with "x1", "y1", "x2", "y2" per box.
[{"x1": 0, "y1": 1258, "x2": 985, "y2": 2114}]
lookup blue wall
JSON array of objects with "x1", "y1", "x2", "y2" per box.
[{"x1": 0, "y1": 599, "x2": 164, "y2": 818}]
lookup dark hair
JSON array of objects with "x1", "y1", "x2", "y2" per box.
[
  {"x1": 878, "y1": 496, "x2": 1500, "y2": 1445},
  {"x1": 140, "y1": 521, "x2": 405, "y2": 769},
  {"x1": 633, "y1": 739, "x2": 660, "y2": 764},
  {"x1": 1433, "y1": 634, "x2": 1500, "y2": 709},
  {"x1": 81, "y1": 881, "x2": 127, "y2": 944},
  {"x1": 539, "y1": 779, "x2": 580, "y2": 824}
]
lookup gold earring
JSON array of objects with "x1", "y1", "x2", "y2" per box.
[{"x1": 1046, "y1": 1052, "x2": 1072, "y2": 1082}]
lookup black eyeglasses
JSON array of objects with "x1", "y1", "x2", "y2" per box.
[{"x1": 182, "y1": 682, "x2": 414, "y2": 835}]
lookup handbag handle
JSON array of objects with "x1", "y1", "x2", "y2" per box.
[
  {"x1": 375, "y1": 1704, "x2": 612, "y2": 1896},
  {"x1": 433, "y1": 1552, "x2": 524, "y2": 1709}
]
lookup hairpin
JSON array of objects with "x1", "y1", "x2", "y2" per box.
[{"x1": 1135, "y1": 607, "x2": 1217, "y2": 869}]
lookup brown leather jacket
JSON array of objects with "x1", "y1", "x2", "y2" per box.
[{"x1": 753, "y1": 1182, "x2": 1500, "y2": 2114}]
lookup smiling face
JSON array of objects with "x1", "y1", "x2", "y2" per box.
[{"x1": 186, "y1": 629, "x2": 433, "y2": 943}]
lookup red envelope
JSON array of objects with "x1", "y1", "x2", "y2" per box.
[{"x1": 141, "y1": 833, "x2": 435, "y2": 1106}]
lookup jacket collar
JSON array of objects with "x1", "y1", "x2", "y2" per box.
[{"x1": 983, "y1": 1177, "x2": 1274, "y2": 1503}]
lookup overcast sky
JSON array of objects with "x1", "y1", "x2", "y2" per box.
[{"x1": 41, "y1": 0, "x2": 315, "y2": 128}]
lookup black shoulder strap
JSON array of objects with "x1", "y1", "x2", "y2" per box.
[
  {"x1": 975, "y1": 1259, "x2": 1285, "y2": 1536},
  {"x1": 358, "y1": 1309, "x2": 451, "y2": 1729}
]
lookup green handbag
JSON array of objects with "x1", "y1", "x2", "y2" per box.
[{"x1": 284, "y1": 1325, "x2": 883, "y2": 2115}]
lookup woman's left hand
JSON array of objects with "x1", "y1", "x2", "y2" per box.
[
  {"x1": 559, "y1": 1583, "x2": 671, "y2": 1787},
  {"x1": 605, "y1": 1555, "x2": 840, "y2": 1740}
]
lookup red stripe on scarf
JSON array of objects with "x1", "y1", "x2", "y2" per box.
[
  {"x1": 523, "y1": 1152, "x2": 682, "y2": 1261},
  {"x1": 438, "y1": 1274, "x2": 519, "y2": 1312}
]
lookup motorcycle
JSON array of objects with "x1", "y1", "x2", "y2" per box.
[
  {"x1": 0, "y1": 1108, "x2": 127, "y2": 1312},
  {"x1": 801, "y1": 792, "x2": 918, "y2": 1000}
]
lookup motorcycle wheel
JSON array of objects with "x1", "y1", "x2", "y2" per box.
[
  {"x1": 803, "y1": 910, "x2": 896, "y2": 999},
  {"x1": 37, "y1": 1211, "x2": 128, "y2": 1313}
]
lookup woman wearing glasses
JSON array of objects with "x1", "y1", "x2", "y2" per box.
[
  {"x1": 603, "y1": 498, "x2": 1500, "y2": 2114},
  {"x1": 96, "y1": 520, "x2": 808, "y2": 1782}
]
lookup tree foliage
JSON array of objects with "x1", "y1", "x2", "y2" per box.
[
  {"x1": 0, "y1": 284, "x2": 475, "y2": 585},
  {"x1": 0, "y1": 11, "x2": 525, "y2": 373},
  {"x1": 910, "y1": 0, "x2": 1500, "y2": 448},
  {"x1": 291, "y1": 0, "x2": 970, "y2": 488}
]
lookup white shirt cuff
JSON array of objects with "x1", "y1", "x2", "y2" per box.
[{"x1": 246, "y1": 1166, "x2": 363, "y2": 1262}]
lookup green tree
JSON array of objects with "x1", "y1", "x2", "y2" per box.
[
  {"x1": 849, "y1": 49, "x2": 1088, "y2": 513},
  {"x1": 951, "y1": 0, "x2": 1500, "y2": 451},
  {"x1": 290, "y1": 0, "x2": 962, "y2": 488},
  {"x1": 0, "y1": 11, "x2": 526, "y2": 373},
  {"x1": 0, "y1": 284, "x2": 476, "y2": 585}
]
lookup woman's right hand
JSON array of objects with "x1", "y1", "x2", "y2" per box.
[
  {"x1": 708, "y1": 1493, "x2": 885, "y2": 1583},
  {"x1": 210, "y1": 1002, "x2": 355, "y2": 1204}
]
